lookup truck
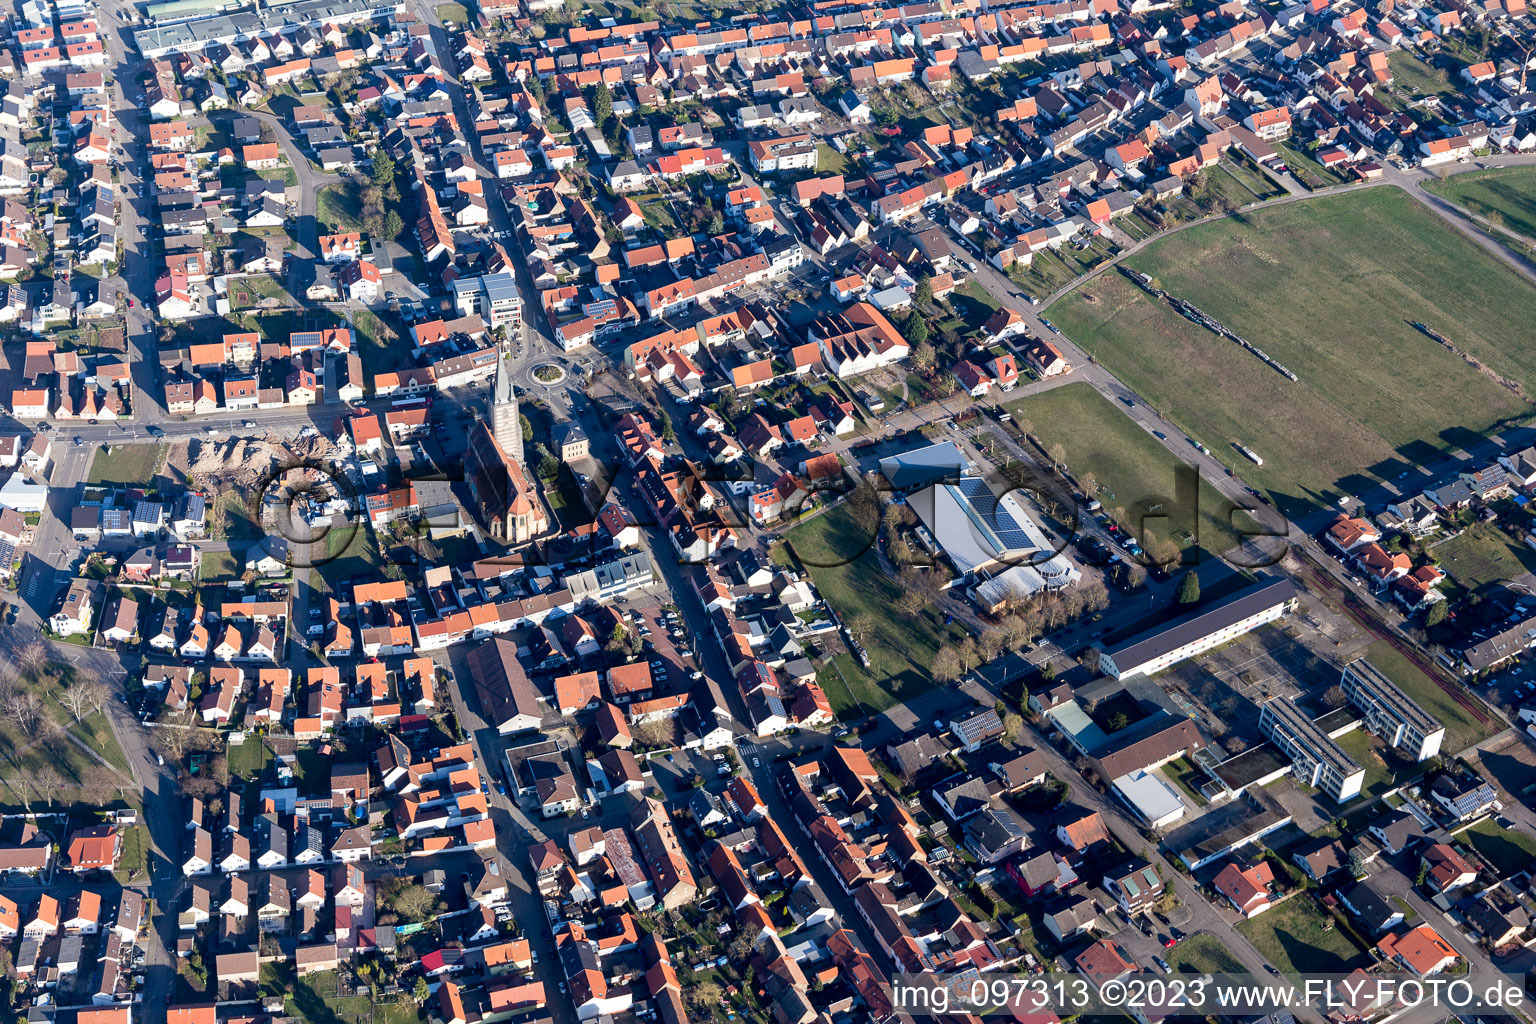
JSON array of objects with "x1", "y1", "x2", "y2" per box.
[{"x1": 1234, "y1": 443, "x2": 1264, "y2": 466}]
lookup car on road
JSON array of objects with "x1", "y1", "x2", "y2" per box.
[
  {"x1": 73, "y1": 436, "x2": 83, "y2": 446},
  {"x1": 1152, "y1": 430, "x2": 1167, "y2": 439},
  {"x1": 1154, "y1": 956, "x2": 1170, "y2": 972},
  {"x1": 243, "y1": 421, "x2": 256, "y2": 428},
  {"x1": 127, "y1": 298, "x2": 133, "y2": 307},
  {"x1": 1040, "y1": 317, "x2": 1059, "y2": 332}
]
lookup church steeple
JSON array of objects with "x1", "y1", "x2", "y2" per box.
[{"x1": 490, "y1": 353, "x2": 522, "y2": 467}]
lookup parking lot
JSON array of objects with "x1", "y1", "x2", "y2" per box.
[{"x1": 619, "y1": 599, "x2": 703, "y2": 689}]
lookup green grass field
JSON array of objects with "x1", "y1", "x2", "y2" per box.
[
  {"x1": 816, "y1": 144, "x2": 848, "y2": 176},
  {"x1": 1388, "y1": 52, "x2": 1457, "y2": 99},
  {"x1": 1433, "y1": 521, "x2": 1536, "y2": 597},
  {"x1": 779, "y1": 504, "x2": 969, "y2": 715},
  {"x1": 1459, "y1": 819, "x2": 1536, "y2": 876},
  {"x1": 315, "y1": 181, "x2": 365, "y2": 232},
  {"x1": 1237, "y1": 896, "x2": 1371, "y2": 979},
  {"x1": 320, "y1": 523, "x2": 385, "y2": 593},
  {"x1": 198, "y1": 550, "x2": 240, "y2": 583},
  {"x1": 1425, "y1": 166, "x2": 1536, "y2": 243},
  {"x1": 87, "y1": 443, "x2": 166, "y2": 487},
  {"x1": 213, "y1": 491, "x2": 262, "y2": 543},
  {"x1": 353, "y1": 310, "x2": 413, "y2": 385},
  {"x1": 68, "y1": 710, "x2": 131, "y2": 773},
  {"x1": 1363, "y1": 639, "x2": 1495, "y2": 754},
  {"x1": 1047, "y1": 188, "x2": 1536, "y2": 517},
  {"x1": 228, "y1": 735, "x2": 271, "y2": 781},
  {"x1": 1166, "y1": 933, "x2": 1244, "y2": 974},
  {"x1": 1005, "y1": 383, "x2": 1254, "y2": 558},
  {"x1": 1334, "y1": 727, "x2": 1412, "y2": 800}
]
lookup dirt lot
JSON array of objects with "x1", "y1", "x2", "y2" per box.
[
  {"x1": 187, "y1": 432, "x2": 344, "y2": 489},
  {"x1": 1471, "y1": 732, "x2": 1536, "y2": 804}
]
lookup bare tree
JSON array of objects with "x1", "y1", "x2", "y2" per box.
[
  {"x1": 29, "y1": 767, "x2": 63, "y2": 808},
  {"x1": 956, "y1": 637, "x2": 980, "y2": 674},
  {"x1": 57, "y1": 674, "x2": 107, "y2": 723},
  {"x1": 932, "y1": 646, "x2": 962, "y2": 684},
  {"x1": 15, "y1": 642, "x2": 46, "y2": 679},
  {"x1": 389, "y1": 884, "x2": 438, "y2": 923},
  {"x1": 845, "y1": 614, "x2": 877, "y2": 647},
  {"x1": 630, "y1": 719, "x2": 674, "y2": 749},
  {"x1": 978, "y1": 630, "x2": 1006, "y2": 663},
  {"x1": 2, "y1": 691, "x2": 45, "y2": 736}
]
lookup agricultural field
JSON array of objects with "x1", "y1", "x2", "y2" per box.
[
  {"x1": 1047, "y1": 188, "x2": 1536, "y2": 519},
  {"x1": 1425, "y1": 166, "x2": 1536, "y2": 243},
  {"x1": 1005, "y1": 383, "x2": 1255, "y2": 559}
]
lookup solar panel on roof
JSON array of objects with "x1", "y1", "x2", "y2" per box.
[{"x1": 957, "y1": 477, "x2": 1031, "y2": 551}]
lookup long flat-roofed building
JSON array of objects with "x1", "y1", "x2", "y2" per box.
[
  {"x1": 1258, "y1": 697, "x2": 1365, "y2": 803},
  {"x1": 1339, "y1": 659, "x2": 1444, "y2": 761},
  {"x1": 1098, "y1": 576, "x2": 1298, "y2": 679}
]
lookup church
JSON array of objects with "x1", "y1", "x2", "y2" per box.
[{"x1": 465, "y1": 356, "x2": 549, "y2": 544}]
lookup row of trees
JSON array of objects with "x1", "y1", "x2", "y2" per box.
[
  {"x1": 928, "y1": 580, "x2": 1114, "y2": 684},
  {"x1": 0, "y1": 643, "x2": 114, "y2": 809}
]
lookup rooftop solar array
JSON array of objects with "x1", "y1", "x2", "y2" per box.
[{"x1": 955, "y1": 476, "x2": 1032, "y2": 552}]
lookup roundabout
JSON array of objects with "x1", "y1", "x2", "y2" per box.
[{"x1": 530, "y1": 363, "x2": 567, "y2": 386}]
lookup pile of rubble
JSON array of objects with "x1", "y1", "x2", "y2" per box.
[{"x1": 188, "y1": 430, "x2": 342, "y2": 489}]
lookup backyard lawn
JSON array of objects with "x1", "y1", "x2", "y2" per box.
[
  {"x1": 1425, "y1": 166, "x2": 1536, "y2": 243},
  {"x1": 228, "y1": 736, "x2": 271, "y2": 781},
  {"x1": 1433, "y1": 521, "x2": 1536, "y2": 597},
  {"x1": 1005, "y1": 383, "x2": 1254, "y2": 560},
  {"x1": 1237, "y1": 895, "x2": 1371, "y2": 978},
  {"x1": 816, "y1": 144, "x2": 849, "y2": 175},
  {"x1": 1363, "y1": 639, "x2": 1496, "y2": 755},
  {"x1": 1458, "y1": 819, "x2": 1536, "y2": 877},
  {"x1": 778, "y1": 504, "x2": 969, "y2": 715},
  {"x1": 1046, "y1": 188, "x2": 1536, "y2": 518},
  {"x1": 87, "y1": 443, "x2": 167, "y2": 488}
]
